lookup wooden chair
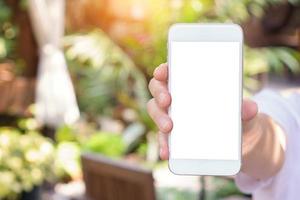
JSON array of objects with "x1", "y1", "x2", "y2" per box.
[{"x1": 81, "y1": 153, "x2": 156, "y2": 200}]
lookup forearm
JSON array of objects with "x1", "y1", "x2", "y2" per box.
[{"x1": 241, "y1": 113, "x2": 286, "y2": 180}]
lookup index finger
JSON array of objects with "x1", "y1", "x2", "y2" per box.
[{"x1": 153, "y1": 63, "x2": 168, "y2": 81}]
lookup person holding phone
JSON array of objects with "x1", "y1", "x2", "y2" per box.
[{"x1": 147, "y1": 63, "x2": 300, "y2": 200}]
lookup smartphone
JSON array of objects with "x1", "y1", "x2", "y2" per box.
[{"x1": 168, "y1": 24, "x2": 243, "y2": 176}]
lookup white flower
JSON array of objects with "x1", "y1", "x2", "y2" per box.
[
  {"x1": 25, "y1": 150, "x2": 40, "y2": 163},
  {"x1": 0, "y1": 134, "x2": 11, "y2": 148}
]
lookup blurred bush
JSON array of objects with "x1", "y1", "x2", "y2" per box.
[
  {"x1": 0, "y1": 127, "x2": 55, "y2": 199},
  {"x1": 54, "y1": 124, "x2": 125, "y2": 179},
  {"x1": 55, "y1": 141, "x2": 82, "y2": 181},
  {"x1": 83, "y1": 132, "x2": 125, "y2": 157},
  {"x1": 119, "y1": 0, "x2": 214, "y2": 79},
  {"x1": 217, "y1": 0, "x2": 300, "y2": 22},
  {"x1": 244, "y1": 47, "x2": 300, "y2": 91},
  {"x1": 64, "y1": 30, "x2": 155, "y2": 131}
]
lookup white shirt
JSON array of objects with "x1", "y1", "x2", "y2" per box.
[{"x1": 235, "y1": 90, "x2": 300, "y2": 200}]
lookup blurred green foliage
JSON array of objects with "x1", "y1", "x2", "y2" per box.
[
  {"x1": 83, "y1": 132, "x2": 125, "y2": 157},
  {"x1": 64, "y1": 30, "x2": 148, "y2": 114},
  {"x1": 0, "y1": 0, "x2": 27, "y2": 76},
  {"x1": 244, "y1": 47, "x2": 300, "y2": 91},
  {"x1": 55, "y1": 125, "x2": 77, "y2": 143},
  {"x1": 157, "y1": 187, "x2": 198, "y2": 200},
  {"x1": 136, "y1": 142, "x2": 148, "y2": 157},
  {"x1": 54, "y1": 124, "x2": 125, "y2": 179},
  {"x1": 55, "y1": 141, "x2": 82, "y2": 180},
  {"x1": 0, "y1": 0, "x2": 17, "y2": 61},
  {"x1": 121, "y1": 0, "x2": 215, "y2": 78},
  {"x1": 54, "y1": 125, "x2": 82, "y2": 180},
  {"x1": 64, "y1": 30, "x2": 155, "y2": 131},
  {"x1": 0, "y1": 126, "x2": 55, "y2": 199}
]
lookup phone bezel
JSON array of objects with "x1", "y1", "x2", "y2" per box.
[{"x1": 167, "y1": 23, "x2": 243, "y2": 176}]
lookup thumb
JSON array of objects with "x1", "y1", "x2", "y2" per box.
[{"x1": 242, "y1": 99, "x2": 258, "y2": 121}]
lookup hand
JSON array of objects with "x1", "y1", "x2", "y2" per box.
[{"x1": 147, "y1": 63, "x2": 258, "y2": 160}]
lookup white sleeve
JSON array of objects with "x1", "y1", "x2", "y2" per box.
[{"x1": 235, "y1": 89, "x2": 297, "y2": 194}]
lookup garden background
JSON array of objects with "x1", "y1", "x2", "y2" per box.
[{"x1": 0, "y1": 0, "x2": 300, "y2": 199}]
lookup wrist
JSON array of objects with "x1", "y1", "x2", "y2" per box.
[{"x1": 241, "y1": 113, "x2": 286, "y2": 180}]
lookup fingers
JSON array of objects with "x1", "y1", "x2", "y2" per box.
[
  {"x1": 242, "y1": 99, "x2": 258, "y2": 121},
  {"x1": 149, "y1": 78, "x2": 171, "y2": 108},
  {"x1": 158, "y1": 132, "x2": 169, "y2": 160},
  {"x1": 150, "y1": 63, "x2": 171, "y2": 160},
  {"x1": 147, "y1": 98, "x2": 173, "y2": 133},
  {"x1": 150, "y1": 63, "x2": 171, "y2": 108},
  {"x1": 153, "y1": 63, "x2": 168, "y2": 81}
]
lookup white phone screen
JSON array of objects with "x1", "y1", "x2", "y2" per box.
[{"x1": 169, "y1": 41, "x2": 240, "y2": 160}]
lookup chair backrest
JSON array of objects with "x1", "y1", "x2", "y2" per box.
[{"x1": 81, "y1": 153, "x2": 156, "y2": 200}]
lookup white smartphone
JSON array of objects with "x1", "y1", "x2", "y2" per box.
[{"x1": 168, "y1": 24, "x2": 243, "y2": 176}]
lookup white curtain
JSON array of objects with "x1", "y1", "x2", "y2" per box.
[{"x1": 28, "y1": 0, "x2": 80, "y2": 127}]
